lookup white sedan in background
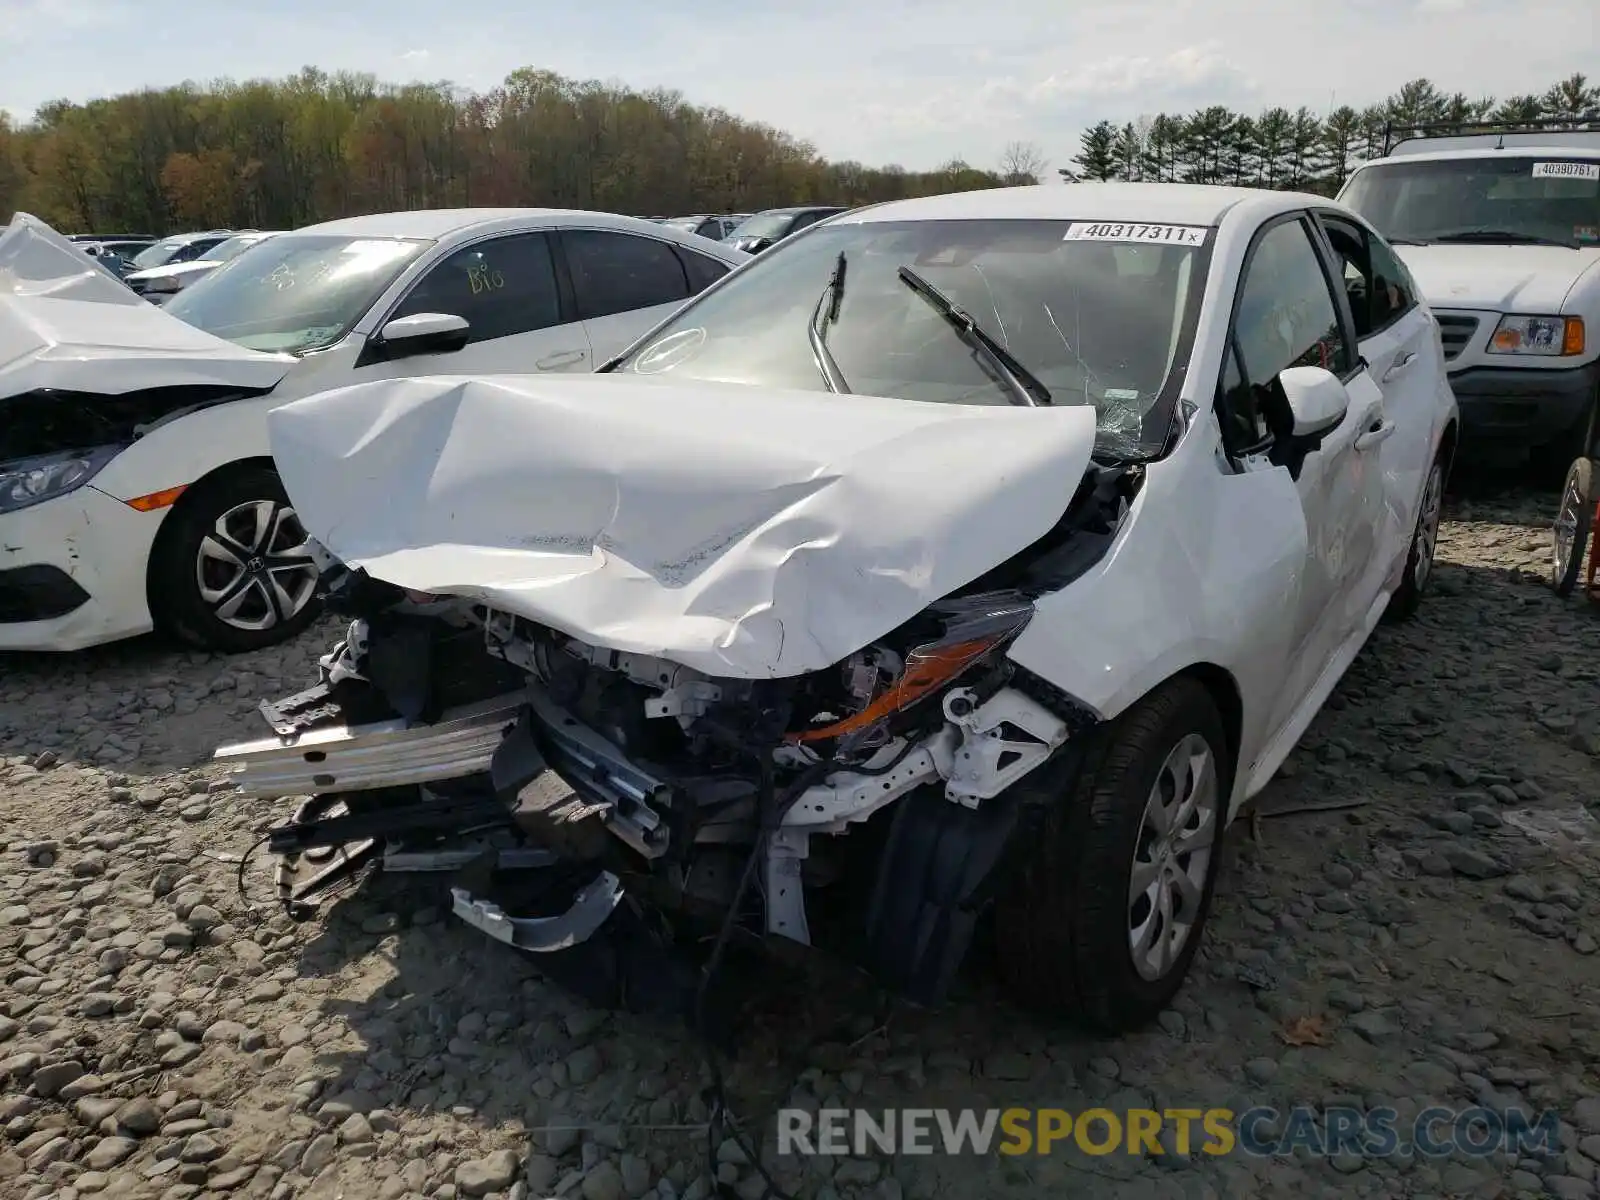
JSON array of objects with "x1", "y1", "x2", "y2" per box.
[
  {"x1": 0, "y1": 209, "x2": 748, "y2": 654},
  {"x1": 124, "y1": 230, "x2": 285, "y2": 303},
  {"x1": 234, "y1": 182, "x2": 1458, "y2": 1030}
]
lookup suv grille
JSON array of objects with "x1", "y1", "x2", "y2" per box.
[{"x1": 1435, "y1": 314, "x2": 1479, "y2": 361}]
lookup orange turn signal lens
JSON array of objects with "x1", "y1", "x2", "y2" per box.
[
  {"x1": 124, "y1": 485, "x2": 188, "y2": 512},
  {"x1": 787, "y1": 636, "x2": 1004, "y2": 744},
  {"x1": 1564, "y1": 317, "x2": 1586, "y2": 357}
]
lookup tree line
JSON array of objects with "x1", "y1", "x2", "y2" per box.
[
  {"x1": 0, "y1": 67, "x2": 1046, "y2": 235},
  {"x1": 1069, "y1": 74, "x2": 1600, "y2": 193}
]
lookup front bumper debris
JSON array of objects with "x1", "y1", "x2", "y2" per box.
[
  {"x1": 450, "y1": 871, "x2": 625, "y2": 953},
  {"x1": 213, "y1": 692, "x2": 524, "y2": 798}
]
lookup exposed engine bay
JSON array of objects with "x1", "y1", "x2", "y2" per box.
[{"x1": 214, "y1": 462, "x2": 1133, "y2": 1021}]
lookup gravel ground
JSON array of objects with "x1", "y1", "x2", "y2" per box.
[{"x1": 3, "y1": 485, "x2": 1600, "y2": 1200}]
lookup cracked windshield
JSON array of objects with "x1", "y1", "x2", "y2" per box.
[
  {"x1": 618, "y1": 219, "x2": 1207, "y2": 458},
  {"x1": 162, "y1": 234, "x2": 430, "y2": 354}
]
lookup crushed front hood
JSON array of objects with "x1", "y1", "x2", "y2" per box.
[
  {"x1": 1395, "y1": 242, "x2": 1600, "y2": 313},
  {"x1": 268, "y1": 373, "x2": 1101, "y2": 679},
  {"x1": 0, "y1": 213, "x2": 296, "y2": 397}
]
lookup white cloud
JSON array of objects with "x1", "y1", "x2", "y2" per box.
[
  {"x1": 400, "y1": 49, "x2": 430, "y2": 62},
  {"x1": 1028, "y1": 42, "x2": 1252, "y2": 104}
]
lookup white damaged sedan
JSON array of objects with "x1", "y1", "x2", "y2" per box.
[{"x1": 216, "y1": 183, "x2": 1458, "y2": 1032}]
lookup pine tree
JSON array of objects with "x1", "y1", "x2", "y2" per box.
[{"x1": 1072, "y1": 121, "x2": 1118, "y2": 181}]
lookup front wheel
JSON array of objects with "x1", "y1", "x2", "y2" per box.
[
  {"x1": 148, "y1": 466, "x2": 322, "y2": 653},
  {"x1": 994, "y1": 676, "x2": 1230, "y2": 1033}
]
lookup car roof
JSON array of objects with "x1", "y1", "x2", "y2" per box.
[
  {"x1": 758, "y1": 206, "x2": 844, "y2": 216},
  {"x1": 295, "y1": 208, "x2": 688, "y2": 240},
  {"x1": 840, "y1": 182, "x2": 1326, "y2": 227},
  {"x1": 1359, "y1": 146, "x2": 1600, "y2": 168}
]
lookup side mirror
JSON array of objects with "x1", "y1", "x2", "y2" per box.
[
  {"x1": 376, "y1": 312, "x2": 470, "y2": 359},
  {"x1": 1278, "y1": 365, "x2": 1349, "y2": 438}
]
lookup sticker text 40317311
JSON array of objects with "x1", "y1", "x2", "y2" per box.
[{"x1": 1064, "y1": 223, "x2": 1207, "y2": 245}]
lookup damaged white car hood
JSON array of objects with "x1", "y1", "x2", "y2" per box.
[
  {"x1": 268, "y1": 373, "x2": 1101, "y2": 679},
  {"x1": 0, "y1": 213, "x2": 295, "y2": 397}
]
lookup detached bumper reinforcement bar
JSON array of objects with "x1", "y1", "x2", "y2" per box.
[
  {"x1": 449, "y1": 871, "x2": 624, "y2": 953},
  {"x1": 213, "y1": 692, "x2": 525, "y2": 799}
]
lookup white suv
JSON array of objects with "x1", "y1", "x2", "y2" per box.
[{"x1": 1338, "y1": 123, "x2": 1600, "y2": 471}]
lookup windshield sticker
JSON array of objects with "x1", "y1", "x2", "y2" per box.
[
  {"x1": 1577, "y1": 225, "x2": 1598, "y2": 243},
  {"x1": 1531, "y1": 161, "x2": 1600, "y2": 181},
  {"x1": 1064, "y1": 222, "x2": 1206, "y2": 246}
]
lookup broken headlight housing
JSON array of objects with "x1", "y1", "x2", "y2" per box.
[
  {"x1": 788, "y1": 592, "x2": 1035, "y2": 751},
  {"x1": 0, "y1": 446, "x2": 123, "y2": 515}
]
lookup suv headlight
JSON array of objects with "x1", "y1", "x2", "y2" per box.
[
  {"x1": 1488, "y1": 315, "x2": 1585, "y2": 357},
  {"x1": 0, "y1": 447, "x2": 122, "y2": 515}
]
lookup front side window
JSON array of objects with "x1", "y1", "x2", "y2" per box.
[
  {"x1": 1234, "y1": 218, "x2": 1351, "y2": 383},
  {"x1": 609, "y1": 218, "x2": 1212, "y2": 459},
  {"x1": 1218, "y1": 217, "x2": 1350, "y2": 454},
  {"x1": 563, "y1": 230, "x2": 689, "y2": 320},
  {"x1": 1341, "y1": 156, "x2": 1600, "y2": 248},
  {"x1": 163, "y1": 234, "x2": 431, "y2": 354},
  {"x1": 389, "y1": 232, "x2": 562, "y2": 343}
]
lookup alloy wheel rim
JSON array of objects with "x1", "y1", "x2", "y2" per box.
[
  {"x1": 1128, "y1": 732, "x2": 1218, "y2": 982},
  {"x1": 195, "y1": 500, "x2": 318, "y2": 632},
  {"x1": 1553, "y1": 467, "x2": 1584, "y2": 585},
  {"x1": 1413, "y1": 464, "x2": 1444, "y2": 593}
]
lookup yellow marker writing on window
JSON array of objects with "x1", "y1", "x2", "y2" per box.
[{"x1": 467, "y1": 264, "x2": 506, "y2": 295}]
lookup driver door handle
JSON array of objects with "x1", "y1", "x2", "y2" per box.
[
  {"x1": 536, "y1": 348, "x2": 587, "y2": 370},
  {"x1": 1355, "y1": 417, "x2": 1397, "y2": 452},
  {"x1": 1381, "y1": 352, "x2": 1417, "y2": 383}
]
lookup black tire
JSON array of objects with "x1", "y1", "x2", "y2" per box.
[
  {"x1": 993, "y1": 676, "x2": 1230, "y2": 1034},
  {"x1": 1384, "y1": 447, "x2": 1448, "y2": 624},
  {"x1": 1552, "y1": 457, "x2": 1594, "y2": 599},
  {"x1": 148, "y1": 466, "x2": 322, "y2": 653}
]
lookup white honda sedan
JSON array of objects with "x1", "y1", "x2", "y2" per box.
[
  {"x1": 0, "y1": 209, "x2": 747, "y2": 654},
  {"x1": 230, "y1": 182, "x2": 1457, "y2": 1031}
]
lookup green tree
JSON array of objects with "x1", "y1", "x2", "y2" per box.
[{"x1": 1072, "y1": 121, "x2": 1118, "y2": 181}]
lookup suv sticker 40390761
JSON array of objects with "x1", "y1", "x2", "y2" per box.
[{"x1": 1531, "y1": 161, "x2": 1600, "y2": 181}]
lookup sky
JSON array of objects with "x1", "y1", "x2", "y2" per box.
[{"x1": 2, "y1": 0, "x2": 1597, "y2": 173}]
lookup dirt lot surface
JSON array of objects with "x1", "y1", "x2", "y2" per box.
[{"x1": 3, "y1": 485, "x2": 1600, "y2": 1200}]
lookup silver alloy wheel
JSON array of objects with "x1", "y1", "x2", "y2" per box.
[
  {"x1": 1128, "y1": 733, "x2": 1219, "y2": 982},
  {"x1": 1412, "y1": 462, "x2": 1444, "y2": 593},
  {"x1": 1553, "y1": 466, "x2": 1585, "y2": 587},
  {"x1": 195, "y1": 500, "x2": 318, "y2": 632}
]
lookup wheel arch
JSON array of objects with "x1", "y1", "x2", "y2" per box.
[
  {"x1": 1168, "y1": 661, "x2": 1243, "y2": 793},
  {"x1": 1439, "y1": 417, "x2": 1460, "y2": 483},
  {"x1": 143, "y1": 455, "x2": 280, "y2": 614}
]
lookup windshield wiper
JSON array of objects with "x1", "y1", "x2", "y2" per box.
[
  {"x1": 808, "y1": 251, "x2": 851, "y2": 393},
  {"x1": 896, "y1": 266, "x2": 1052, "y2": 406},
  {"x1": 1427, "y1": 229, "x2": 1577, "y2": 249}
]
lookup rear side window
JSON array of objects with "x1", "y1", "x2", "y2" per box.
[
  {"x1": 1317, "y1": 212, "x2": 1418, "y2": 339},
  {"x1": 678, "y1": 247, "x2": 731, "y2": 294},
  {"x1": 563, "y1": 230, "x2": 690, "y2": 320}
]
